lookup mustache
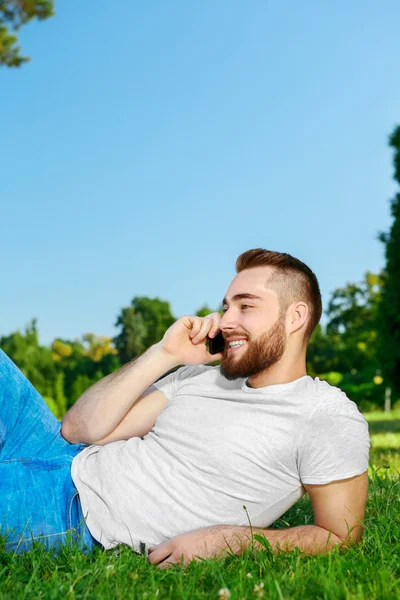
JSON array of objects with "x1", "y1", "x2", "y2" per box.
[{"x1": 223, "y1": 332, "x2": 249, "y2": 340}]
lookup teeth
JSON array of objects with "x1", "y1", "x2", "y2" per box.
[{"x1": 229, "y1": 340, "x2": 247, "y2": 347}]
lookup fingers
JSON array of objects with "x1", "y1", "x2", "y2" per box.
[
  {"x1": 205, "y1": 350, "x2": 224, "y2": 363},
  {"x1": 150, "y1": 551, "x2": 189, "y2": 569},
  {"x1": 147, "y1": 543, "x2": 171, "y2": 565},
  {"x1": 189, "y1": 313, "x2": 221, "y2": 344},
  {"x1": 148, "y1": 544, "x2": 183, "y2": 569},
  {"x1": 190, "y1": 320, "x2": 211, "y2": 344},
  {"x1": 206, "y1": 312, "x2": 222, "y2": 339},
  {"x1": 157, "y1": 556, "x2": 178, "y2": 569}
]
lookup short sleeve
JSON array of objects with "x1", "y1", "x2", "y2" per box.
[
  {"x1": 152, "y1": 366, "x2": 200, "y2": 402},
  {"x1": 297, "y1": 395, "x2": 370, "y2": 485}
]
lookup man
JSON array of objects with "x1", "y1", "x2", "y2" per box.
[{"x1": 0, "y1": 249, "x2": 369, "y2": 566}]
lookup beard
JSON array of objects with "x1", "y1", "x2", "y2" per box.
[{"x1": 220, "y1": 316, "x2": 286, "y2": 380}]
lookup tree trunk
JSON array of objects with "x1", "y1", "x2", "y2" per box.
[{"x1": 384, "y1": 387, "x2": 392, "y2": 412}]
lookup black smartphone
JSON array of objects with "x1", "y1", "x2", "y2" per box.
[{"x1": 208, "y1": 330, "x2": 225, "y2": 355}]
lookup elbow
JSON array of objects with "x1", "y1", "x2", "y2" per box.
[
  {"x1": 316, "y1": 525, "x2": 363, "y2": 555},
  {"x1": 337, "y1": 526, "x2": 364, "y2": 551},
  {"x1": 345, "y1": 526, "x2": 364, "y2": 547},
  {"x1": 60, "y1": 414, "x2": 81, "y2": 445}
]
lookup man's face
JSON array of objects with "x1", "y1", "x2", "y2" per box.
[{"x1": 219, "y1": 267, "x2": 287, "y2": 380}]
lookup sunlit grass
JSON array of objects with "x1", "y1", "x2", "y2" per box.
[
  {"x1": 364, "y1": 409, "x2": 400, "y2": 422},
  {"x1": 366, "y1": 410, "x2": 400, "y2": 474}
]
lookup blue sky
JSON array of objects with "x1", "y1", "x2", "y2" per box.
[{"x1": 1, "y1": 0, "x2": 400, "y2": 345}]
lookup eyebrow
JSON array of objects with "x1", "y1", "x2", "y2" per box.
[{"x1": 222, "y1": 293, "x2": 263, "y2": 305}]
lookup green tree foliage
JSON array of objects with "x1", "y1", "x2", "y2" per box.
[
  {"x1": 307, "y1": 273, "x2": 384, "y2": 409},
  {"x1": 0, "y1": 319, "x2": 64, "y2": 414},
  {"x1": 306, "y1": 324, "x2": 337, "y2": 377},
  {"x1": 0, "y1": 1, "x2": 54, "y2": 67},
  {"x1": 0, "y1": 324, "x2": 121, "y2": 415},
  {"x1": 377, "y1": 126, "x2": 400, "y2": 399},
  {"x1": 196, "y1": 305, "x2": 215, "y2": 318},
  {"x1": 114, "y1": 297, "x2": 175, "y2": 364},
  {"x1": 82, "y1": 333, "x2": 118, "y2": 362},
  {"x1": 52, "y1": 337, "x2": 120, "y2": 409},
  {"x1": 132, "y1": 297, "x2": 175, "y2": 349},
  {"x1": 325, "y1": 272, "x2": 381, "y2": 373},
  {"x1": 195, "y1": 305, "x2": 222, "y2": 317},
  {"x1": 114, "y1": 308, "x2": 147, "y2": 365}
]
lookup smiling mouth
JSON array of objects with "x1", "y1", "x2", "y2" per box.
[{"x1": 227, "y1": 341, "x2": 248, "y2": 352}]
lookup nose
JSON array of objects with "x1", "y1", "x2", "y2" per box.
[{"x1": 218, "y1": 308, "x2": 238, "y2": 332}]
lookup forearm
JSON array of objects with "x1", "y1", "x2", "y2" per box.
[
  {"x1": 61, "y1": 343, "x2": 178, "y2": 444},
  {"x1": 215, "y1": 524, "x2": 348, "y2": 556},
  {"x1": 147, "y1": 523, "x2": 352, "y2": 568}
]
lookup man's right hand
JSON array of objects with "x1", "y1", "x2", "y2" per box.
[{"x1": 159, "y1": 313, "x2": 224, "y2": 366}]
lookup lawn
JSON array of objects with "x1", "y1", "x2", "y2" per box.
[{"x1": 0, "y1": 411, "x2": 399, "y2": 600}]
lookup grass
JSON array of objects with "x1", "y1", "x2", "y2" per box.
[{"x1": 1, "y1": 411, "x2": 399, "y2": 599}]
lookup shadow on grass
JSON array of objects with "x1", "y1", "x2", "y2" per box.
[{"x1": 367, "y1": 419, "x2": 400, "y2": 434}]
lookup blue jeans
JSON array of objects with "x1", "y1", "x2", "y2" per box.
[{"x1": 0, "y1": 349, "x2": 99, "y2": 552}]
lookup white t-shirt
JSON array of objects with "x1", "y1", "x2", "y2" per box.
[{"x1": 71, "y1": 366, "x2": 370, "y2": 551}]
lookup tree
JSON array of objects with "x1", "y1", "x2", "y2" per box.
[
  {"x1": 1, "y1": 322, "x2": 120, "y2": 414},
  {"x1": 306, "y1": 274, "x2": 381, "y2": 378},
  {"x1": 52, "y1": 339, "x2": 73, "y2": 361},
  {"x1": 324, "y1": 272, "x2": 382, "y2": 374},
  {"x1": 195, "y1": 305, "x2": 221, "y2": 317},
  {"x1": 306, "y1": 324, "x2": 337, "y2": 377},
  {"x1": 307, "y1": 274, "x2": 385, "y2": 410},
  {"x1": 114, "y1": 297, "x2": 175, "y2": 364},
  {"x1": 0, "y1": 1, "x2": 54, "y2": 67},
  {"x1": 82, "y1": 333, "x2": 118, "y2": 362},
  {"x1": 52, "y1": 336, "x2": 120, "y2": 409},
  {"x1": 0, "y1": 319, "x2": 62, "y2": 412},
  {"x1": 132, "y1": 297, "x2": 175, "y2": 349},
  {"x1": 114, "y1": 308, "x2": 147, "y2": 364},
  {"x1": 377, "y1": 126, "x2": 400, "y2": 399}
]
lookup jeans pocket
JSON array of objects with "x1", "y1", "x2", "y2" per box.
[
  {"x1": 66, "y1": 490, "x2": 80, "y2": 531},
  {"x1": 66, "y1": 489, "x2": 99, "y2": 551}
]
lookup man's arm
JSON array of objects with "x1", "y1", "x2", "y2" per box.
[
  {"x1": 61, "y1": 344, "x2": 176, "y2": 444},
  {"x1": 148, "y1": 472, "x2": 368, "y2": 568},
  {"x1": 61, "y1": 313, "x2": 222, "y2": 445}
]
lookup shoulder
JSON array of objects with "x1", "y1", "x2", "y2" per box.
[
  {"x1": 174, "y1": 364, "x2": 241, "y2": 390},
  {"x1": 155, "y1": 364, "x2": 220, "y2": 390},
  {"x1": 174, "y1": 364, "x2": 218, "y2": 381},
  {"x1": 300, "y1": 377, "x2": 369, "y2": 437},
  {"x1": 297, "y1": 378, "x2": 370, "y2": 484},
  {"x1": 160, "y1": 365, "x2": 245, "y2": 395},
  {"x1": 306, "y1": 377, "x2": 364, "y2": 415},
  {"x1": 153, "y1": 364, "x2": 233, "y2": 401}
]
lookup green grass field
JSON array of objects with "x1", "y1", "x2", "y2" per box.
[{"x1": 1, "y1": 411, "x2": 399, "y2": 600}]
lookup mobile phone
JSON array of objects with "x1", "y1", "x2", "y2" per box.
[{"x1": 208, "y1": 330, "x2": 225, "y2": 355}]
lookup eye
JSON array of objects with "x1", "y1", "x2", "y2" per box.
[
  {"x1": 222, "y1": 306, "x2": 228, "y2": 313},
  {"x1": 241, "y1": 304, "x2": 251, "y2": 310}
]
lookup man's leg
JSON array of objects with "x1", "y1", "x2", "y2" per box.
[
  {"x1": 0, "y1": 349, "x2": 81, "y2": 459},
  {"x1": 0, "y1": 455, "x2": 98, "y2": 553},
  {"x1": 0, "y1": 350, "x2": 98, "y2": 552}
]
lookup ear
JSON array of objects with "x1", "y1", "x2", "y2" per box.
[{"x1": 286, "y1": 302, "x2": 308, "y2": 335}]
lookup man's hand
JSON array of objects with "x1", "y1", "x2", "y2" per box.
[
  {"x1": 159, "y1": 312, "x2": 224, "y2": 366},
  {"x1": 147, "y1": 526, "x2": 242, "y2": 569}
]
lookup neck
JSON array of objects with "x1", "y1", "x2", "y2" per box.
[{"x1": 247, "y1": 355, "x2": 307, "y2": 388}]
